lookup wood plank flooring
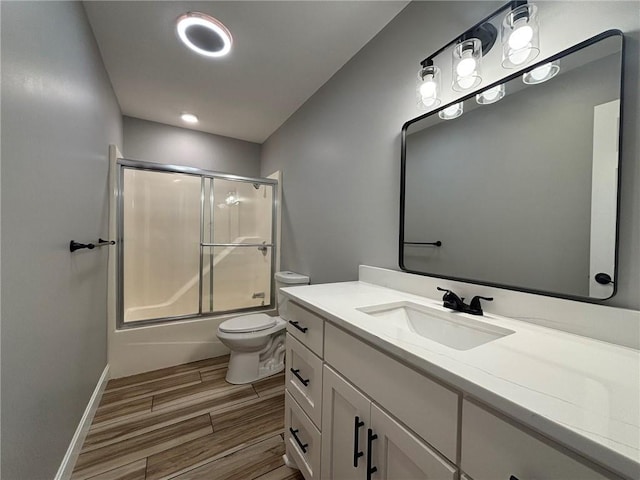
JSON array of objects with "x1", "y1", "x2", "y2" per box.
[{"x1": 72, "y1": 357, "x2": 303, "y2": 480}]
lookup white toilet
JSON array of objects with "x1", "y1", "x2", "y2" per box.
[{"x1": 217, "y1": 271, "x2": 310, "y2": 384}]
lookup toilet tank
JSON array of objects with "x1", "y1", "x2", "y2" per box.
[{"x1": 274, "y1": 271, "x2": 310, "y2": 320}]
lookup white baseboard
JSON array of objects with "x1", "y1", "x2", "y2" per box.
[{"x1": 55, "y1": 365, "x2": 110, "y2": 480}]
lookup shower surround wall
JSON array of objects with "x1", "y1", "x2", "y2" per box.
[
  {"x1": 1, "y1": 2, "x2": 123, "y2": 479},
  {"x1": 260, "y1": 1, "x2": 640, "y2": 311}
]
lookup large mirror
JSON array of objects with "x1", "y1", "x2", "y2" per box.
[{"x1": 400, "y1": 31, "x2": 623, "y2": 301}]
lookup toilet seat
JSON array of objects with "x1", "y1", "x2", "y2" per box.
[{"x1": 219, "y1": 313, "x2": 276, "y2": 334}]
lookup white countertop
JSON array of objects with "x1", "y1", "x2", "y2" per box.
[{"x1": 282, "y1": 281, "x2": 640, "y2": 479}]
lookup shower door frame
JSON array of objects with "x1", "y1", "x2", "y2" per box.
[{"x1": 116, "y1": 158, "x2": 278, "y2": 329}]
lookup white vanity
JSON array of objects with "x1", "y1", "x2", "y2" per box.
[{"x1": 281, "y1": 267, "x2": 640, "y2": 480}]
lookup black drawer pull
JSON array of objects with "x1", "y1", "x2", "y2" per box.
[
  {"x1": 353, "y1": 416, "x2": 365, "y2": 467},
  {"x1": 366, "y1": 428, "x2": 378, "y2": 479},
  {"x1": 290, "y1": 368, "x2": 310, "y2": 386},
  {"x1": 289, "y1": 427, "x2": 308, "y2": 453},
  {"x1": 509, "y1": 477, "x2": 520, "y2": 480},
  {"x1": 288, "y1": 320, "x2": 308, "y2": 333}
]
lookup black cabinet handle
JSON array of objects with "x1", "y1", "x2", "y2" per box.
[
  {"x1": 509, "y1": 477, "x2": 520, "y2": 480},
  {"x1": 353, "y1": 416, "x2": 365, "y2": 467},
  {"x1": 289, "y1": 427, "x2": 308, "y2": 453},
  {"x1": 366, "y1": 428, "x2": 378, "y2": 480},
  {"x1": 290, "y1": 368, "x2": 310, "y2": 386},
  {"x1": 288, "y1": 320, "x2": 308, "y2": 333}
]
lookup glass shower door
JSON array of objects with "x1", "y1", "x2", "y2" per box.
[
  {"x1": 201, "y1": 178, "x2": 274, "y2": 314},
  {"x1": 121, "y1": 168, "x2": 201, "y2": 323},
  {"x1": 118, "y1": 161, "x2": 276, "y2": 326}
]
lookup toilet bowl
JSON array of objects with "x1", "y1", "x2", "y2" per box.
[{"x1": 216, "y1": 271, "x2": 310, "y2": 384}]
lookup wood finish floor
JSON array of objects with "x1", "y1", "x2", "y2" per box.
[{"x1": 72, "y1": 357, "x2": 303, "y2": 480}]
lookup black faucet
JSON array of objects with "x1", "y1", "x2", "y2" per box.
[{"x1": 437, "y1": 287, "x2": 493, "y2": 316}]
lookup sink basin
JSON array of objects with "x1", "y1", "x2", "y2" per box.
[{"x1": 357, "y1": 301, "x2": 514, "y2": 351}]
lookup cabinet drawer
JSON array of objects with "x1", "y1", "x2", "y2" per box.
[
  {"x1": 286, "y1": 301, "x2": 324, "y2": 357},
  {"x1": 324, "y1": 323, "x2": 459, "y2": 462},
  {"x1": 285, "y1": 392, "x2": 321, "y2": 480},
  {"x1": 461, "y1": 399, "x2": 616, "y2": 480},
  {"x1": 286, "y1": 334, "x2": 323, "y2": 428}
]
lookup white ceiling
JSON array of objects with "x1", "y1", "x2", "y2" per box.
[{"x1": 84, "y1": 1, "x2": 409, "y2": 143}]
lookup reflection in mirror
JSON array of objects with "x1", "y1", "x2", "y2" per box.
[{"x1": 401, "y1": 32, "x2": 623, "y2": 301}]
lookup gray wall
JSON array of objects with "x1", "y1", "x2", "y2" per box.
[
  {"x1": 1, "y1": 2, "x2": 122, "y2": 479},
  {"x1": 123, "y1": 116, "x2": 261, "y2": 177},
  {"x1": 404, "y1": 53, "x2": 620, "y2": 298},
  {"x1": 260, "y1": 1, "x2": 640, "y2": 310}
]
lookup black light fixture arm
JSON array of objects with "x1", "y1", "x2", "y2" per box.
[{"x1": 419, "y1": 0, "x2": 528, "y2": 67}]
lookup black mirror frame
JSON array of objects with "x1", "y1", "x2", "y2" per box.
[{"x1": 399, "y1": 29, "x2": 625, "y2": 304}]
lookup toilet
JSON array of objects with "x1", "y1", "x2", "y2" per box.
[{"x1": 217, "y1": 271, "x2": 310, "y2": 384}]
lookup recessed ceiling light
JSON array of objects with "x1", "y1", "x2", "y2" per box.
[
  {"x1": 181, "y1": 113, "x2": 199, "y2": 123},
  {"x1": 176, "y1": 12, "x2": 232, "y2": 58}
]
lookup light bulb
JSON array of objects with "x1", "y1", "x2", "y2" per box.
[
  {"x1": 508, "y1": 47, "x2": 531, "y2": 65},
  {"x1": 419, "y1": 77, "x2": 437, "y2": 97},
  {"x1": 456, "y1": 76, "x2": 476, "y2": 89},
  {"x1": 438, "y1": 102, "x2": 463, "y2": 120},
  {"x1": 422, "y1": 96, "x2": 437, "y2": 107},
  {"x1": 456, "y1": 56, "x2": 477, "y2": 77},
  {"x1": 476, "y1": 84, "x2": 505, "y2": 105},
  {"x1": 522, "y1": 61, "x2": 560, "y2": 85},
  {"x1": 530, "y1": 63, "x2": 552, "y2": 80},
  {"x1": 508, "y1": 23, "x2": 533, "y2": 50},
  {"x1": 181, "y1": 113, "x2": 199, "y2": 123}
]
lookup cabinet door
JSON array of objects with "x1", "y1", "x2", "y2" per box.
[
  {"x1": 462, "y1": 400, "x2": 615, "y2": 480},
  {"x1": 321, "y1": 366, "x2": 370, "y2": 480},
  {"x1": 370, "y1": 404, "x2": 457, "y2": 480}
]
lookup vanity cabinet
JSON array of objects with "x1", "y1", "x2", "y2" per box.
[
  {"x1": 284, "y1": 300, "x2": 625, "y2": 480},
  {"x1": 321, "y1": 365, "x2": 457, "y2": 480}
]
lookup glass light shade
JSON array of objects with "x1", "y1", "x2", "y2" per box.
[
  {"x1": 417, "y1": 65, "x2": 442, "y2": 109},
  {"x1": 502, "y1": 4, "x2": 540, "y2": 68},
  {"x1": 438, "y1": 102, "x2": 463, "y2": 120},
  {"x1": 476, "y1": 84, "x2": 506, "y2": 104},
  {"x1": 522, "y1": 61, "x2": 560, "y2": 84},
  {"x1": 452, "y1": 38, "x2": 482, "y2": 91}
]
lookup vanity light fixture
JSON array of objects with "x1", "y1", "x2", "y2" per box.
[
  {"x1": 501, "y1": 2, "x2": 540, "y2": 68},
  {"x1": 438, "y1": 102, "x2": 464, "y2": 120},
  {"x1": 416, "y1": 1, "x2": 543, "y2": 110},
  {"x1": 181, "y1": 112, "x2": 199, "y2": 124},
  {"x1": 522, "y1": 60, "x2": 560, "y2": 84},
  {"x1": 176, "y1": 12, "x2": 232, "y2": 58},
  {"x1": 476, "y1": 84, "x2": 506, "y2": 104}
]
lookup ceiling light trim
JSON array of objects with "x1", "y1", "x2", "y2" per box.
[{"x1": 176, "y1": 12, "x2": 233, "y2": 58}]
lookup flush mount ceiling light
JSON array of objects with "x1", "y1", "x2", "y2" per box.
[
  {"x1": 438, "y1": 102, "x2": 464, "y2": 120},
  {"x1": 522, "y1": 60, "x2": 560, "y2": 84},
  {"x1": 181, "y1": 112, "x2": 199, "y2": 123},
  {"x1": 176, "y1": 12, "x2": 232, "y2": 58},
  {"x1": 476, "y1": 83, "x2": 506, "y2": 104}
]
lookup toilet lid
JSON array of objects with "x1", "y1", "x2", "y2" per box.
[{"x1": 219, "y1": 313, "x2": 277, "y2": 333}]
